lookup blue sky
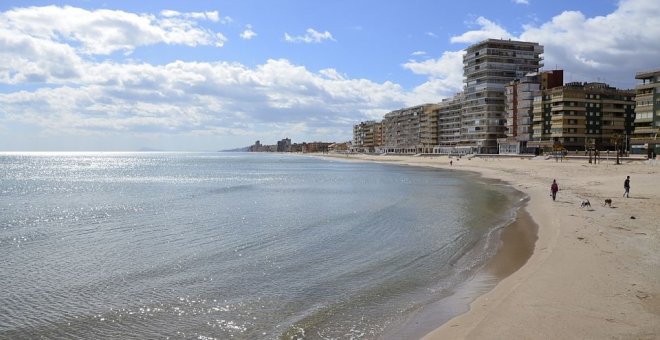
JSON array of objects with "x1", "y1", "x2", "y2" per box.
[{"x1": 1, "y1": 0, "x2": 658, "y2": 151}]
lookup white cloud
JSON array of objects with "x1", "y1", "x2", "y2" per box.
[
  {"x1": 240, "y1": 24, "x2": 257, "y2": 40},
  {"x1": 402, "y1": 51, "x2": 465, "y2": 103},
  {"x1": 160, "y1": 10, "x2": 180, "y2": 17},
  {"x1": 0, "y1": 58, "x2": 406, "y2": 140},
  {"x1": 450, "y1": 17, "x2": 513, "y2": 43},
  {"x1": 520, "y1": 0, "x2": 660, "y2": 87},
  {"x1": 203, "y1": 11, "x2": 220, "y2": 22},
  {"x1": 513, "y1": 0, "x2": 529, "y2": 5},
  {"x1": 284, "y1": 28, "x2": 336, "y2": 44},
  {"x1": 160, "y1": 10, "x2": 220, "y2": 22},
  {"x1": 426, "y1": 32, "x2": 438, "y2": 38},
  {"x1": 411, "y1": 51, "x2": 427, "y2": 56},
  {"x1": 215, "y1": 32, "x2": 228, "y2": 47},
  {"x1": 0, "y1": 6, "x2": 226, "y2": 56},
  {"x1": 0, "y1": 5, "x2": 401, "y2": 140}
]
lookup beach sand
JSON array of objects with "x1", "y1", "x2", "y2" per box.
[{"x1": 320, "y1": 154, "x2": 660, "y2": 339}]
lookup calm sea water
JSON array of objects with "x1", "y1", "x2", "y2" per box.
[{"x1": 0, "y1": 152, "x2": 523, "y2": 339}]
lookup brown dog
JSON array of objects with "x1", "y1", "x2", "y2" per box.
[{"x1": 603, "y1": 198, "x2": 612, "y2": 207}]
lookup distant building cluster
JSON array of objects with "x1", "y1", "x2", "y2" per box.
[
  {"x1": 352, "y1": 39, "x2": 660, "y2": 158},
  {"x1": 248, "y1": 138, "x2": 349, "y2": 153}
]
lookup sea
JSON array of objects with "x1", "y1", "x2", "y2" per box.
[{"x1": 0, "y1": 152, "x2": 526, "y2": 339}]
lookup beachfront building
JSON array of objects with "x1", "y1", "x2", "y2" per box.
[
  {"x1": 302, "y1": 142, "x2": 332, "y2": 153},
  {"x1": 251, "y1": 144, "x2": 276, "y2": 152},
  {"x1": 277, "y1": 138, "x2": 292, "y2": 152},
  {"x1": 531, "y1": 82, "x2": 636, "y2": 152},
  {"x1": 435, "y1": 93, "x2": 464, "y2": 154},
  {"x1": 499, "y1": 70, "x2": 564, "y2": 154},
  {"x1": 631, "y1": 69, "x2": 660, "y2": 158},
  {"x1": 328, "y1": 141, "x2": 351, "y2": 152},
  {"x1": 419, "y1": 105, "x2": 440, "y2": 153},
  {"x1": 381, "y1": 104, "x2": 439, "y2": 154},
  {"x1": 460, "y1": 39, "x2": 544, "y2": 154},
  {"x1": 352, "y1": 120, "x2": 383, "y2": 153}
]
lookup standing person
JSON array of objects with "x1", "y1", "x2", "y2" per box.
[
  {"x1": 450, "y1": 160, "x2": 453, "y2": 166},
  {"x1": 551, "y1": 179, "x2": 559, "y2": 201},
  {"x1": 623, "y1": 176, "x2": 631, "y2": 198}
]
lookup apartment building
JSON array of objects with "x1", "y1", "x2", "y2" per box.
[
  {"x1": 276, "y1": 138, "x2": 291, "y2": 152},
  {"x1": 419, "y1": 105, "x2": 440, "y2": 153},
  {"x1": 531, "y1": 82, "x2": 635, "y2": 151},
  {"x1": 352, "y1": 120, "x2": 383, "y2": 152},
  {"x1": 381, "y1": 104, "x2": 439, "y2": 154},
  {"x1": 303, "y1": 142, "x2": 332, "y2": 153},
  {"x1": 461, "y1": 39, "x2": 544, "y2": 154},
  {"x1": 499, "y1": 70, "x2": 563, "y2": 154},
  {"x1": 631, "y1": 69, "x2": 660, "y2": 158},
  {"x1": 436, "y1": 93, "x2": 464, "y2": 154}
]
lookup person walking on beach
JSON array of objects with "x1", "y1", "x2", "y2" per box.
[
  {"x1": 450, "y1": 160, "x2": 453, "y2": 166},
  {"x1": 550, "y1": 179, "x2": 559, "y2": 201},
  {"x1": 623, "y1": 176, "x2": 631, "y2": 198}
]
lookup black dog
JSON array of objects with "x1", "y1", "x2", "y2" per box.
[
  {"x1": 603, "y1": 199, "x2": 612, "y2": 207},
  {"x1": 580, "y1": 199, "x2": 591, "y2": 208}
]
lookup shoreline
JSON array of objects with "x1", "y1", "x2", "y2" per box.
[
  {"x1": 317, "y1": 154, "x2": 538, "y2": 339},
  {"x1": 381, "y1": 194, "x2": 537, "y2": 340},
  {"x1": 317, "y1": 153, "x2": 660, "y2": 339}
]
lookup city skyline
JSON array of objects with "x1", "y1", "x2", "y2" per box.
[{"x1": 1, "y1": 0, "x2": 659, "y2": 151}]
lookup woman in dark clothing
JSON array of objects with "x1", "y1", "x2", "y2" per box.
[{"x1": 551, "y1": 179, "x2": 559, "y2": 201}]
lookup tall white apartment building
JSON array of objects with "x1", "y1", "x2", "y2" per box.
[{"x1": 460, "y1": 39, "x2": 543, "y2": 154}]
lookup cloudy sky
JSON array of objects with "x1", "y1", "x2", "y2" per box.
[{"x1": 1, "y1": 0, "x2": 659, "y2": 151}]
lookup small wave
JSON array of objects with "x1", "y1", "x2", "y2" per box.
[{"x1": 206, "y1": 184, "x2": 256, "y2": 195}]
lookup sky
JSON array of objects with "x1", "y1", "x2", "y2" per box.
[{"x1": 1, "y1": 0, "x2": 659, "y2": 151}]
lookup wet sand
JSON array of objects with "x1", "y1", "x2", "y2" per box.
[
  {"x1": 483, "y1": 206, "x2": 537, "y2": 279},
  {"x1": 318, "y1": 153, "x2": 660, "y2": 339}
]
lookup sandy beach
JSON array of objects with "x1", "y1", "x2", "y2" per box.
[{"x1": 320, "y1": 153, "x2": 660, "y2": 339}]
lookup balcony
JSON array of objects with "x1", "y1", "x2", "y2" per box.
[
  {"x1": 633, "y1": 127, "x2": 660, "y2": 135},
  {"x1": 635, "y1": 82, "x2": 660, "y2": 91}
]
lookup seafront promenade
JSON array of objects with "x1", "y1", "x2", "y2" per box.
[{"x1": 321, "y1": 153, "x2": 660, "y2": 339}]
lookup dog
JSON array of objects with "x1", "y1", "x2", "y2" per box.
[
  {"x1": 580, "y1": 199, "x2": 591, "y2": 208},
  {"x1": 603, "y1": 198, "x2": 612, "y2": 207}
]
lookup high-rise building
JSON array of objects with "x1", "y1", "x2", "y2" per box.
[
  {"x1": 277, "y1": 138, "x2": 291, "y2": 152},
  {"x1": 249, "y1": 140, "x2": 263, "y2": 152},
  {"x1": 531, "y1": 82, "x2": 635, "y2": 151},
  {"x1": 631, "y1": 69, "x2": 660, "y2": 158},
  {"x1": 499, "y1": 70, "x2": 563, "y2": 154},
  {"x1": 461, "y1": 39, "x2": 544, "y2": 154}
]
